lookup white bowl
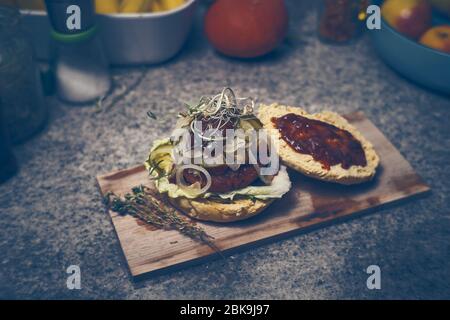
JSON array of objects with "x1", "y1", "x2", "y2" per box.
[
  {"x1": 20, "y1": 0, "x2": 198, "y2": 66},
  {"x1": 98, "y1": 0, "x2": 197, "y2": 65}
]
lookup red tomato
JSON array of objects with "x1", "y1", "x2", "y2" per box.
[{"x1": 204, "y1": 0, "x2": 289, "y2": 58}]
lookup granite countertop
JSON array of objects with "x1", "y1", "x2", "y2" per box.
[{"x1": 1, "y1": 1, "x2": 449, "y2": 299}]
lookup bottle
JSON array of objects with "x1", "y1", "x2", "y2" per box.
[
  {"x1": 318, "y1": 0, "x2": 369, "y2": 44},
  {"x1": 0, "y1": 98, "x2": 18, "y2": 184},
  {"x1": 0, "y1": 5, "x2": 47, "y2": 144},
  {"x1": 45, "y1": 0, "x2": 111, "y2": 104}
]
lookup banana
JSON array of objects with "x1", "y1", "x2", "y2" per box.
[
  {"x1": 150, "y1": 0, "x2": 165, "y2": 12},
  {"x1": 150, "y1": 0, "x2": 184, "y2": 12},
  {"x1": 120, "y1": 0, "x2": 153, "y2": 13},
  {"x1": 95, "y1": 0, "x2": 120, "y2": 14},
  {"x1": 141, "y1": 0, "x2": 153, "y2": 11},
  {"x1": 161, "y1": 0, "x2": 184, "y2": 10}
]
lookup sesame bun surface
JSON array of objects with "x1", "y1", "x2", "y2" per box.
[{"x1": 168, "y1": 196, "x2": 274, "y2": 223}]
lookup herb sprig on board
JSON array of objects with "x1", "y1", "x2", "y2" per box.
[{"x1": 104, "y1": 186, "x2": 221, "y2": 254}]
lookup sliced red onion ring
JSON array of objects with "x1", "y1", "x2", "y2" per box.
[{"x1": 175, "y1": 164, "x2": 212, "y2": 195}]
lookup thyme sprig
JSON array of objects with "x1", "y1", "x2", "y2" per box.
[{"x1": 104, "y1": 185, "x2": 222, "y2": 254}]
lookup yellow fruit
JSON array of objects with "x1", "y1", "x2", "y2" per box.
[
  {"x1": 162, "y1": 0, "x2": 184, "y2": 10},
  {"x1": 95, "y1": 0, "x2": 120, "y2": 14},
  {"x1": 150, "y1": 0, "x2": 165, "y2": 12},
  {"x1": 381, "y1": 0, "x2": 431, "y2": 39},
  {"x1": 142, "y1": 0, "x2": 154, "y2": 11},
  {"x1": 147, "y1": 0, "x2": 185, "y2": 13},
  {"x1": 120, "y1": 0, "x2": 152, "y2": 13},
  {"x1": 419, "y1": 25, "x2": 450, "y2": 54}
]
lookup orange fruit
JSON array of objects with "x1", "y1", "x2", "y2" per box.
[{"x1": 419, "y1": 25, "x2": 450, "y2": 54}]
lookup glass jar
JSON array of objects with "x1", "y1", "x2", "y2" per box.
[
  {"x1": 0, "y1": 6, "x2": 47, "y2": 144},
  {"x1": 318, "y1": 0, "x2": 369, "y2": 44},
  {"x1": 46, "y1": 0, "x2": 111, "y2": 104}
]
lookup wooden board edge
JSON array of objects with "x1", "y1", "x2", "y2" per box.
[
  {"x1": 94, "y1": 177, "x2": 137, "y2": 280},
  {"x1": 130, "y1": 184, "x2": 430, "y2": 280}
]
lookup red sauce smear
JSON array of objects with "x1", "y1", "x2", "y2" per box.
[{"x1": 272, "y1": 113, "x2": 367, "y2": 170}]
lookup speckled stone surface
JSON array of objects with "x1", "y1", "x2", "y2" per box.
[{"x1": 1, "y1": 1, "x2": 449, "y2": 299}]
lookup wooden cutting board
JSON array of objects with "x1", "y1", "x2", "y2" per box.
[{"x1": 97, "y1": 111, "x2": 429, "y2": 279}]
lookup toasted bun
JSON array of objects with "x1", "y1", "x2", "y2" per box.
[
  {"x1": 169, "y1": 196, "x2": 274, "y2": 223},
  {"x1": 259, "y1": 103, "x2": 379, "y2": 185}
]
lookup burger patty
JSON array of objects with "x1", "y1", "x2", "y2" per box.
[
  {"x1": 183, "y1": 165, "x2": 259, "y2": 193},
  {"x1": 171, "y1": 117, "x2": 260, "y2": 193}
]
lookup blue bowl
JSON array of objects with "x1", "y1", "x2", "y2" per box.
[{"x1": 370, "y1": 0, "x2": 450, "y2": 94}]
